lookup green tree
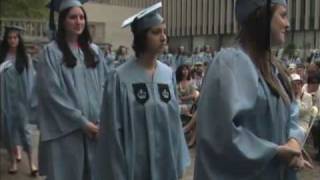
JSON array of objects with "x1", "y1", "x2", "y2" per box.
[
  {"x1": 0, "y1": 0, "x2": 49, "y2": 18},
  {"x1": 283, "y1": 43, "x2": 296, "y2": 59}
]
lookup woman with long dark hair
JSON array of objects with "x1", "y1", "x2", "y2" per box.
[
  {"x1": 36, "y1": 0, "x2": 109, "y2": 179},
  {"x1": 0, "y1": 26, "x2": 38, "y2": 175},
  {"x1": 176, "y1": 64, "x2": 199, "y2": 116},
  {"x1": 97, "y1": 2, "x2": 190, "y2": 180},
  {"x1": 175, "y1": 64, "x2": 199, "y2": 148},
  {"x1": 195, "y1": 1, "x2": 311, "y2": 179}
]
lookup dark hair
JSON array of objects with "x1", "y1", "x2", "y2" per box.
[
  {"x1": 0, "y1": 30, "x2": 29, "y2": 74},
  {"x1": 296, "y1": 63, "x2": 305, "y2": 69},
  {"x1": 176, "y1": 64, "x2": 191, "y2": 83},
  {"x1": 132, "y1": 28, "x2": 150, "y2": 58},
  {"x1": 307, "y1": 73, "x2": 320, "y2": 84},
  {"x1": 56, "y1": 6, "x2": 97, "y2": 68},
  {"x1": 115, "y1": 45, "x2": 127, "y2": 60},
  {"x1": 238, "y1": 5, "x2": 293, "y2": 104}
]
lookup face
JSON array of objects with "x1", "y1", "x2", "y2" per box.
[
  {"x1": 182, "y1": 67, "x2": 189, "y2": 77},
  {"x1": 7, "y1": 31, "x2": 19, "y2": 49},
  {"x1": 195, "y1": 65, "x2": 203, "y2": 73},
  {"x1": 271, "y1": 5, "x2": 289, "y2": 46},
  {"x1": 292, "y1": 80, "x2": 303, "y2": 94},
  {"x1": 121, "y1": 47, "x2": 127, "y2": 54},
  {"x1": 105, "y1": 44, "x2": 112, "y2": 52},
  {"x1": 64, "y1": 7, "x2": 86, "y2": 36},
  {"x1": 296, "y1": 67, "x2": 305, "y2": 77},
  {"x1": 307, "y1": 64, "x2": 319, "y2": 77},
  {"x1": 145, "y1": 23, "x2": 167, "y2": 54}
]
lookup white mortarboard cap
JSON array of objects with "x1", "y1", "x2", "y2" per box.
[
  {"x1": 288, "y1": 63, "x2": 296, "y2": 69},
  {"x1": 4, "y1": 25, "x2": 24, "y2": 32},
  {"x1": 290, "y1": 73, "x2": 302, "y2": 81},
  {"x1": 195, "y1": 62, "x2": 203, "y2": 66},
  {"x1": 121, "y1": 2, "x2": 163, "y2": 33},
  {"x1": 236, "y1": 0, "x2": 287, "y2": 24}
]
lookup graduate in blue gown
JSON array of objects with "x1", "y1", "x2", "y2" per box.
[
  {"x1": 0, "y1": 26, "x2": 38, "y2": 175},
  {"x1": 96, "y1": 2, "x2": 190, "y2": 180},
  {"x1": 36, "y1": 0, "x2": 109, "y2": 179},
  {"x1": 194, "y1": 1, "x2": 312, "y2": 180},
  {"x1": 158, "y1": 45, "x2": 174, "y2": 67}
]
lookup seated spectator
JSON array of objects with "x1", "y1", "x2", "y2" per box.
[
  {"x1": 302, "y1": 73, "x2": 320, "y2": 106},
  {"x1": 176, "y1": 64, "x2": 199, "y2": 118},
  {"x1": 291, "y1": 74, "x2": 313, "y2": 131},
  {"x1": 302, "y1": 73, "x2": 320, "y2": 161},
  {"x1": 296, "y1": 63, "x2": 306, "y2": 83},
  {"x1": 191, "y1": 62, "x2": 204, "y2": 90},
  {"x1": 306, "y1": 63, "x2": 320, "y2": 79}
]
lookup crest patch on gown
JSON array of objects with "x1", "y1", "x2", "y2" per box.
[
  {"x1": 133, "y1": 83, "x2": 149, "y2": 104},
  {"x1": 158, "y1": 84, "x2": 171, "y2": 103}
]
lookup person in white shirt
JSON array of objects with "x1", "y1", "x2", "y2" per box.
[{"x1": 291, "y1": 74, "x2": 313, "y2": 131}]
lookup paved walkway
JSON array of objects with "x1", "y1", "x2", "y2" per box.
[
  {"x1": 182, "y1": 147, "x2": 320, "y2": 180},
  {"x1": 1, "y1": 128, "x2": 319, "y2": 180}
]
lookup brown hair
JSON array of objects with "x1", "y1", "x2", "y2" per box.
[
  {"x1": 56, "y1": 7, "x2": 98, "y2": 68},
  {"x1": 0, "y1": 30, "x2": 29, "y2": 74},
  {"x1": 238, "y1": 5, "x2": 292, "y2": 104}
]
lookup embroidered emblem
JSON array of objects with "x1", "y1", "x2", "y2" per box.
[
  {"x1": 132, "y1": 83, "x2": 149, "y2": 104},
  {"x1": 158, "y1": 84, "x2": 171, "y2": 103}
]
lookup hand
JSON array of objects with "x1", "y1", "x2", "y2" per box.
[
  {"x1": 286, "y1": 139, "x2": 301, "y2": 151},
  {"x1": 180, "y1": 95, "x2": 192, "y2": 101},
  {"x1": 289, "y1": 155, "x2": 313, "y2": 171},
  {"x1": 84, "y1": 121, "x2": 99, "y2": 139},
  {"x1": 277, "y1": 145, "x2": 301, "y2": 164}
]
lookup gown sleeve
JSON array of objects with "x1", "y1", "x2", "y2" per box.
[
  {"x1": 10, "y1": 57, "x2": 36, "y2": 124},
  {"x1": 288, "y1": 101, "x2": 305, "y2": 145},
  {"x1": 196, "y1": 49, "x2": 279, "y2": 177},
  {"x1": 37, "y1": 45, "x2": 89, "y2": 140},
  {"x1": 96, "y1": 70, "x2": 127, "y2": 180}
]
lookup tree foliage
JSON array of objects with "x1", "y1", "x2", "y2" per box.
[
  {"x1": 283, "y1": 43, "x2": 297, "y2": 58},
  {"x1": 0, "y1": 0, "x2": 49, "y2": 18}
]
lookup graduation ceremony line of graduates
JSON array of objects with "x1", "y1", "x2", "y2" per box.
[
  {"x1": 0, "y1": 0, "x2": 317, "y2": 180},
  {"x1": 0, "y1": 25, "x2": 39, "y2": 176}
]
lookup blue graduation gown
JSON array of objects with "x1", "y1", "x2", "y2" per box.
[
  {"x1": 159, "y1": 53, "x2": 174, "y2": 67},
  {"x1": 202, "y1": 52, "x2": 213, "y2": 63},
  {"x1": 0, "y1": 57, "x2": 34, "y2": 152},
  {"x1": 0, "y1": 60, "x2": 15, "y2": 151},
  {"x1": 36, "y1": 41, "x2": 109, "y2": 180},
  {"x1": 194, "y1": 48, "x2": 304, "y2": 180},
  {"x1": 190, "y1": 54, "x2": 204, "y2": 65},
  {"x1": 97, "y1": 59, "x2": 190, "y2": 180}
]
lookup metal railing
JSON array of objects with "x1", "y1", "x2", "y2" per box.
[
  {"x1": 0, "y1": 18, "x2": 106, "y2": 44},
  {"x1": 0, "y1": 17, "x2": 49, "y2": 42}
]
